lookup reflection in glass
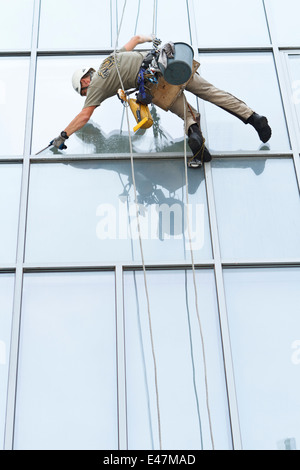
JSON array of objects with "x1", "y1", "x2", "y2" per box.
[
  {"x1": 0, "y1": 58, "x2": 30, "y2": 155},
  {"x1": 0, "y1": 164, "x2": 22, "y2": 264},
  {"x1": 266, "y1": 0, "x2": 300, "y2": 45},
  {"x1": 14, "y1": 272, "x2": 117, "y2": 450},
  {"x1": 0, "y1": 274, "x2": 14, "y2": 450},
  {"x1": 38, "y1": 0, "x2": 112, "y2": 49},
  {"x1": 199, "y1": 53, "x2": 290, "y2": 152},
  {"x1": 70, "y1": 94, "x2": 199, "y2": 155},
  {"x1": 287, "y1": 55, "x2": 300, "y2": 137},
  {"x1": 212, "y1": 158, "x2": 300, "y2": 259},
  {"x1": 25, "y1": 160, "x2": 212, "y2": 264},
  {"x1": 224, "y1": 268, "x2": 300, "y2": 450},
  {"x1": 0, "y1": 0, "x2": 34, "y2": 50},
  {"x1": 32, "y1": 56, "x2": 200, "y2": 156},
  {"x1": 124, "y1": 269, "x2": 231, "y2": 450},
  {"x1": 195, "y1": 0, "x2": 270, "y2": 47}
]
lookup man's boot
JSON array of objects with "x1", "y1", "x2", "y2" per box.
[
  {"x1": 247, "y1": 112, "x2": 272, "y2": 143},
  {"x1": 188, "y1": 124, "x2": 212, "y2": 168}
]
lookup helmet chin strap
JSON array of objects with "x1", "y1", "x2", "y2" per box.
[{"x1": 80, "y1": 86, "x2": 89, "y2": 95}]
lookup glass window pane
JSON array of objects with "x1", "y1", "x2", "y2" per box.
[
  {"x1": 116, "y1": 0, "x2": 191, "y2": 47},
  {"x1": 224, "y1": 268, "x2": 300, "y2": 450},
  {"x1": 25, "y1": 160, "x2": 212, "y2": 264},
  {"x1": 266, "y1": 0, "x2": 300, "y2": 45},
  {"x1": 0, "y1": 164, "x2": 22, "y2": 264},
  {"x1": 32, "y1": 56, "x2": 199, "y2": 156},
  {"x1": 0, "y1": 58, "x2": 30, "y2": 156},
  {"x1": 199, "y1": 53, "x2": 290, "y2": 152},
  {"x1": 124, "y1": 269, "x2": 232, "y2": 450},
  {"x1": 212, "y1": 158, "x2": 300, "y2": 260},
  {"x1": 287, "y1": 55, "x2": 300, "y2": 141},
  {"x1": 0, "y1": 0, "x2": 34, "y2": 50},
  {"x1": 38, "y1": 0, "x2": 112, "y2": 50},
  {"x1": 0, "y1": 274, "x2": 15, "y2": 450},
  {"x1": 157, "y1": 0, "x2": 191, "y2": 44},
  {"x1": 195, "y1": 0, "x2": 270, "y2": 47},
  {"x1": 115, "y1": 0, "x2": 154, "y2": 47},
  {"x1": 32, "y1": 56, "x2": 102, "y2": 156},
  {"x1": 14, "y1": 272, "x2": 117, "y2": 450}
]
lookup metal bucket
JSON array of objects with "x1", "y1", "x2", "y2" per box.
[{"x1": 159, "y1": 42, "x2": 194, "y2": 86}]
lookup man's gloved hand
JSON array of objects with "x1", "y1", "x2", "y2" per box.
[
  {"x1": 50, "y1": 131, "x2": 69, "y2": 150},
  {"x1": 152, "y1": 36, "x2": 162, "y2": 49}
]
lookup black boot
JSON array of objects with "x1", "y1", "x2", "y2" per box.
[
  {"x1": 188, "y1": 124, "x2": 212, "y2": 168},
  {"x1": 247, "y1": 112, "x2": 272, "y2": 143}
]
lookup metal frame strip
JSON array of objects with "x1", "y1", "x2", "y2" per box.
[
  {"x1": 4, "y1": 0, "x2": 41, "y2": 450},
  {"x1": 2, "y1": 0, "x2": 300, "y2": 451}
]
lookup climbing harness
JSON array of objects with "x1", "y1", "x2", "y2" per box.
[
  {"x1": 136, "y1": 68, "x2": 154, "y2": 105},
  {"x1": 117, "y1": 39, "x2": 161, "y2": 132}
]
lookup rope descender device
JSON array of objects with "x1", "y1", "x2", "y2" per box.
[{"x1": 117, "y1": 88, "x2": 153, "y2": 132}]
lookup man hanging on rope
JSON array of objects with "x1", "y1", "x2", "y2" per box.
[{"x1": 49, "y1": 35, "x2": 272, "y2": 168}]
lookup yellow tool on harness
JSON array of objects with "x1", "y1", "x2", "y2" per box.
[
  {"x1": 117, "y1": 89, "x2": 153, "y2": 132},
  {"x1": 129, "y1": 99, "x2": 153, "y2": 132}
]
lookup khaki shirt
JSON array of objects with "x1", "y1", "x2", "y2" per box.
[{"x1": 83, "y1": 47, "x2": 148, "y2": 109}]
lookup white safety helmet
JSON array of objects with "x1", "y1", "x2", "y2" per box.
[{"x1": 72, "y1": 67, "x2": 96, "y2": 95}]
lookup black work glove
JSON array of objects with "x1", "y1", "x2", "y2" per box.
[{"x1": 50, "y1": 131, "x2": 69, "y2": 150}]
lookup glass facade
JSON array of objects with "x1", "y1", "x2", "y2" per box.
[
  {"x1": 195, "y1": 0, "x2": 270, "y2": 47},
  {"x1": 0, "y1": 275, "x2": 15, "y2": 447},
  {"x1": 25, "y1": 160, "x2": 211, "y2": 263},
  {"x1": 224, "y1": 268, "x2": 300, "y2": 450},
  {"x1": 124, "y1": 270, "x2": 231, "y2": 450},
  {"x1": 14, "y1": 272, "x2": 117, "y2": 450},
  {"x1": 199, "y1": 53, "x2": 290, "y2": 152},
  {"x1": 1, "y1": 0, "x2": 300, "y2": 451},
  {"x1": 0, "y1": 58, "x2": 30, "y2": 156},
  {"x1": 0, "y1": 164, "x2": 22, "y2": 263},
  {"x1": 265, "y1": 0, "x2": 300, "y2": 45},
  {"x1": 0, "y1": 0, "x2": 34, "y2": 51},
  {"x1": 286, "y1": 54, "x2": 300, "y2": 147}
]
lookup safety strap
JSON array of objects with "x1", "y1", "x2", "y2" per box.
[
  {"x1": 137, "y1": 68, "x2": 148, "y2": 102},
  {"x1": 136, "y1": 64, "x2": 159, "y2": 105}
]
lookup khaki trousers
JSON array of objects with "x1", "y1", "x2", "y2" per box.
[{"x1": 168, "y1": 73, "x2": 254, "y2": 134}]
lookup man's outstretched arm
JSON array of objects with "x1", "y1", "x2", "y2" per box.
[
  {"x1": 64, "y1": 106, "x2": 96, "y2": 137},
  {"x1": 123, "y1": 34, "x2": 153, "y2": 51},
  {"x1": 50, "y1": 106, "x2": 96, "y2": 150}
]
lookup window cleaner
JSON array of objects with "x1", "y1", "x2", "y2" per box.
[{"x1": 43, "y1": 34, "x2": 271, "y2": 167}]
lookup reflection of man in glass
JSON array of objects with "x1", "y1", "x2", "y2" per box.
[{"x1": 50, "y1": 35, "x2": 272, "y2": 168}]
